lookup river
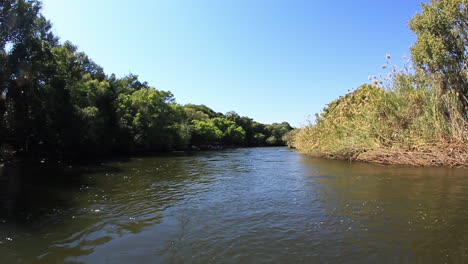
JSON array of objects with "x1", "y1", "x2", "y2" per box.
[{"x1": 1, "y1": 147, "x2": 468, "y2": 263}]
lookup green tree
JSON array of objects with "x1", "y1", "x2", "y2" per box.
[
  {"x1": 184, "y1": 106, "x2": 210, "y2": 121},
  {"x1": 224, "y1": 125, "x2": 246, "y2": 145},
  {"x1": 252, "y1": 133, "x2": 266, "y2": 145},
  {"x1": 0, "y1": 0, "x2": 294, "y2": 160},
  {"x1": 190, "y1": 120, "x2": 223, "y2": 144},
  {"x1": 0, "y1": 0, "x2": 59, "y2": 156},
  {"x1": 266, "y1": 122, "x2": 294, "y2": 145},
  {"x1": 117, "y1": 88, "x2": 176, "y2": 151},
  {"x1": 409, "y1": 0, "x2": 468, "y2": 112},
  {"x1": 184, "y1": 104, "x2": 221, "y2": 119},
  {"x1": 167, "y1": 104, "x2": 191, "y2": 146},
  {"x1": 211, "y1": 117, "x2": 234, "y2": 132},
  {"x1": 210, "y1": 117, "x2": 246, "y2": 145}
]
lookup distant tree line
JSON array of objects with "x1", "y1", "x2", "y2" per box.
[{"x1": 0, "y1": 0, "x2": 293, "y2": 161}]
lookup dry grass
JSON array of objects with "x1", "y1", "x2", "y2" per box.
[
  {"x1": 291, "y1": 69, "x2": 468, "y2": 167},
  {"x1": 357, "y1": 144, "x2": 468, "y2": 167}
]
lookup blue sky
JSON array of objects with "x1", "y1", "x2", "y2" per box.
[{"x1": 41, "y1": 0, "x2": 424, "y2": 127}]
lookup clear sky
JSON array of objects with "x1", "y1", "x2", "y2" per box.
[{"x1": 41, "y1": 0, "x2": 425, "y2": 127}]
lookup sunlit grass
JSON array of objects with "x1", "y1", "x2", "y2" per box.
[{"x1": 289, "y1": 59, "x2": 468, "y2": 167}]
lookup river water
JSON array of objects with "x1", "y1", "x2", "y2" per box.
[{"x1": 1, "y1": 147, "x2": 468, "y2": 263}]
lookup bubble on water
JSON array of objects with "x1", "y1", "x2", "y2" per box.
[{"x1": 5, "y1": 237, "x2": 12, "y2": 241}]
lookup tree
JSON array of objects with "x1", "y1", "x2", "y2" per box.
[
  {"x1": 210, "y1": 117, "x2": 246, "y2": 145},
  {"x1": 266, "y1": 122, "x2": 294, "y2": 145},
  {"x1": 252, "y1": 133, "x2": 266, "y2": 145},
  {"x1": 224, "y1": 125, "x2": 246, "y2": 145},
  {"x1": 0, "y1": 0, "x2": 293, "y2": 160},
  {"x1": 0, "y1": 0, "x2": 58, "y2": 156},
  {"x1": 184, "y1": 106, "x2": 209, "y2": 121},
  {"x1": 183, "y1": 104, "x2": 220, "y2": 119},
  {"x1": 409, "y1": 0, "x2": 468, "y2": 113},
  {"x1": 190, "y1": 120, "x2": 223, "y2": 144},
  {"x1": 117, "y1": 88, "x2": 176, "y2": 151},
  {"x1": 167, "y1": 104, "x2": 191, "y2": 146}
]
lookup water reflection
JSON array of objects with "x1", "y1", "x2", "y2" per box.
[
  {"x1": 0, "y1": 153, "x2": 218, "y2": 263},
  {"x1": 301, "y1": 156, "x2": 468, "y2": 263},
  {"x1": 1, "y1": 149, "x2": 468, "y2": 263}
]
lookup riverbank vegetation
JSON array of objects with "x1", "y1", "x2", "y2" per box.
[
  {"x1": 290, "y1": 0, "x2": 468, "y2": 167},
  {"x1": 0, "y1": 0, "x2": 293, "y2": 162}
]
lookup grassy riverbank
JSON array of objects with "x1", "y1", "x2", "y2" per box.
[
  {"x1": 288, "y1": 0, "x2": 468, "y2": 167},
  {"x1": 290, "y1": 81, "x2": 468, "y2": 167}
]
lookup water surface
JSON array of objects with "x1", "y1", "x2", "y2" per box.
[{"x1": 1, "y1": 147, "x2": 468, "y2": 263}]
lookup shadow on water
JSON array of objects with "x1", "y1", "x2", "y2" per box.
[
  {"x1": 0, "y1": 160, "x2": 122, "y2": 225},
  {"x1": 0, "y1": 152, "x2": 218, "y2": 263}
]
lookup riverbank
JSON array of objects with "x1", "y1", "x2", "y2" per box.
[
  {"x1": 295, "y1": 144, "x2": 468, "y2": 168},
  {"x1": 0, "y1": 144, "x2": 288, "y2": 168},
  {"x1": 288, "y1": 0, "x2": 468, "y2": 168},
  {"x1": 289, "y1": 84, "x2": 468, "y2": 168}
]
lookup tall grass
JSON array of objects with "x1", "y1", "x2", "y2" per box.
[{"x1": 292, "y1": 59, "x2": 468, "y2": 167}]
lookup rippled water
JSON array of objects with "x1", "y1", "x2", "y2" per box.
[{"x1": 1, "y1": 147, "x2": 468, "y2": 263}]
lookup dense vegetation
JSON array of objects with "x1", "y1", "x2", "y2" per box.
[
  {"x1": 290, "y1": 0, "x2": 468, "y2": 167},
  {"x1": 0, "y1": 0, "x2": 293, "y2": 161}
]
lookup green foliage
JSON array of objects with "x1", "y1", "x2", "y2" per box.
[
  {"x1": 183, "y1": 104, "x2": 221, "y2": 120},
  {"x1": 409, "y1": 0, "x2": 468, "y2": 112},
  {"x1": 266, "y1": 122, "x2": 294, "y2": 145},
  {"x1": 224, "y1": 124, "x2": 246, "y2": 145},
  {"x1": 282, "y1": 129, "x2": 299, "y2": 148},
  {"x1": 117, "y1": 88, "x2": 176, "y2": 150},
  {"x1": 211, "y1": 117, "x2": 234, "y2": 132},
  {"x1": 0, "y1": 0, "x2": 292, "y2": 160},
  {"x1": 167, "y1": 104, "x2": 191, "y2": 146},
  {"x1": 252, "y1": 133, "x2": 266, "y2": 145},
  {"x1": 293, "y1": 74, "x2": 468, "y2": 166},
  {"x1": 190, "y1": 120, "x2": 223, "y2": 144},
  {"x1": 184, "y1": 107, "x2": 210, "y2": 121},
  {"x1": 265, "y1": 136, "x2": 278, "y2": 146},
  {"x1": 289, "y1": 0, "x2": 468, "y2": 167}
]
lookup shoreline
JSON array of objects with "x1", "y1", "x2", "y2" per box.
[
  {"x1": 297, "y1": 144, "x2": 468, "y2": 168},
  {"x1": 0, "y1": 145, "x2": 289, "y2": 167}
]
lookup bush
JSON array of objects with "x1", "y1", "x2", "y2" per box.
[{"x1": 293, "y1": 70, "x2": 468, "y2": 167}]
